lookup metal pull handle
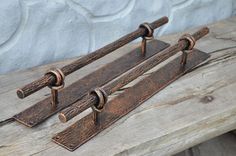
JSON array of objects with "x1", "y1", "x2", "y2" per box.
[
  {"x1": 16, "y1": 16, "x2": 169, "y2": 99},
  {"x1": 58, "y1": 27, "x2": 209, "y2": 123}
]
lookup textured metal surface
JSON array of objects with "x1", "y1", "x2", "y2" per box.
[
  {"x1": 52, "y1": 49, "x2": 210, "y2": 151},
  {"x1": 59, "y1": 27, "x2": 209, "y2": 123},
  {"x1": 17, "y1": 17, "x2": 168, "y2": 99},
  {"x1": 13, "y1": 40, "x2": 169, "y2": 127}
]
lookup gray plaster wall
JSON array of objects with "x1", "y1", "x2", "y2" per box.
[{"x1": 0, "y1": 0, "x2": 236, "y2": 74}]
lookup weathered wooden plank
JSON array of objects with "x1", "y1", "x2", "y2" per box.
[
  {"x1": 176, "y1": 133, "x2": 236, "y2": 156},
  {"x1": 0, "y1": 17, "x2": 236, "y2": 156},
  {"x1": 0, "y1": 48, "x2": 236, "y2": 156}
]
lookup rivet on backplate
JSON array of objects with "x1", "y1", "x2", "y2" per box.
[
  {"x1": 29, "y1": 121, "x2": 34, "y2": 125},
  {"x1": 69, "y1": 143, "x2": 75, "y2": 148},
  {"x1": 55, "y1": 136, "x2": 60, "y2": 140}
]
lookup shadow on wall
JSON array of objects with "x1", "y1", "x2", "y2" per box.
[{"x1": 0, "y1": 0, "x2": 235, "y2": 74}]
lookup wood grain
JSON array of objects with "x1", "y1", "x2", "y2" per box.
[{"x1": 0, "y1": 17, "x2": 236, "y2": 156}]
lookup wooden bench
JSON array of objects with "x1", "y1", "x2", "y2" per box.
[{"x1": 0, "y1": 17, "x2": 236, "y2": 156}]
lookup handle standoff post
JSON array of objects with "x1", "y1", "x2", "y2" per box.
[
  {"x1": 45, "y1": 68, "x2": 65, "y2": 109},
  {"x1": 91, "y1": 88, "x2": 108, "y2": 124},
  {"x1": 139, "y1": 22, "x2": 154, "y2": 55},
  {"x1": 178, "y1": 33, "x2": 197, "y2": 65}
]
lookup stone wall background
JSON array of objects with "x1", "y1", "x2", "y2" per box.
[{"x1": 0, "y1": 0, "x2": 235, "y2": 74}]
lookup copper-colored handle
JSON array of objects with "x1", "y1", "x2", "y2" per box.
[
  {"x1": 58, "y1": 27, "x2": 210, "y2": 123},
  {"x1": 192, "y1": 27, "x2": 209, "y2": 41},
  {"x1": 17, "y1": 16, "x2": 169, "y2": 99}
]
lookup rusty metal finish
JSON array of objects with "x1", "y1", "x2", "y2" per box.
[
  {"x1": 17, "y1": 17, "x2": 169, "y2": 99},
  {"x1": 59, "y1": 27, "x2": 209, "y2": 123},
  {"x1": 45, "y1": 68, "x2": 65, "y2": 110},
  {"x1": 52, "y1": 48, "x2": 210, "y2": 151},
  {"x1": 139, "y1": 22, "x2": 154, "y2": 55},
  {"x1": 13, "y1": 40, "x2": 169, "y2": 127}
]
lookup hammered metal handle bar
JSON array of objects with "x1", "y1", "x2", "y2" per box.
[
  {"x1": 16, "y1": 17, "x2": 169, "y2": 99},
  {"x1": 59, "y1": 27, "x2": 210, "y2": 123}
]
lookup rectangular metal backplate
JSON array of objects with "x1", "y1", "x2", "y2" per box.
[
  {"x1": 14, "y1": 40, "x2": 169, "y2": 127},
  {"x1": 52, "y1": 49, "x2": 210, "y2": 151}
]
